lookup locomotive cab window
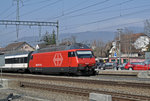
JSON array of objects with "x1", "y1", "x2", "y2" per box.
[
  {"x1": 76, "y1": 50, "x2": 93, "y2": 58},
  {"x1": 68, "y1": 52, "x2": 75, "y2": 57}
]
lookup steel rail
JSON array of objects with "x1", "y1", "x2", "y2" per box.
[
  {"x1": 20, "y1": 81, "x2": 150, "y2": 101},
  {"x1": 3, "y1": 73, "x2": 150, "y2": 89}
]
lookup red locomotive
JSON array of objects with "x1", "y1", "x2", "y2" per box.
[
  {"x1": 28, "y1": 43, "x2": 96, "y2": 75},
  {"x1": 2, "y1": 43, "x2": 96, "y2": 75}
]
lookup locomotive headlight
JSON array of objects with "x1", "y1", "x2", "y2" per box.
[
  {"x1": 78, "y1": 64, "x2": 83, "y2": 67},
  {"x1": 92, "y1": 63, "x2": 95, "y2": 66}
]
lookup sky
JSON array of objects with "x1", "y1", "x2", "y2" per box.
[{"x1": 0, "y1": 0, "x2": 150, "y2": 46}]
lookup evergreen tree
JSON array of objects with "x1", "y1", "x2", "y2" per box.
[
  {"x1": 52, "y1": 30, "x2": 56, "y2": 44},
  {"x1": 42, "y1": 30, "x2": 56, "y2": 45}
]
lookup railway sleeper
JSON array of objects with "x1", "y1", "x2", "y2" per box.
[{"x1": 19, "y1": 82, "x2": 150, "y2": 101}]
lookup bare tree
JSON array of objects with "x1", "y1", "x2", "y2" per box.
[
  {"x1": 144, "y1": 19, "x2": 150, "y2": 37},
  {"x1": 114, "y1": 28, "x2": 133, "y2": 52},
  {"x1": 61, "y1": 35, "x2": 77, "y2": 45},
  {"x1": 103, "y1": 41, "x2": 112, "y2": 57},
  {"x1": 123, "y1": 28, "x2": 133, "y2": 55},
  {"x1": 113, "y1": 28, "x2": 145, "y2": 58},
  {"x1": 91, "y1": 40, "x2": 111, "y2": 57},
  {"x1": 71, "y1": 35, "x2": 76, "y2": 44}
]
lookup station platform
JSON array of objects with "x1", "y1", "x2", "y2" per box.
[
  {"x1": 97, "y1": 70, "x2": 139, "y2": 76},
  {"x1": 0, "y1": 79, "x2": 19, "y2": 88},
  {"x1": 97, "y1": 70, "x2": 150, "y2": 78}
]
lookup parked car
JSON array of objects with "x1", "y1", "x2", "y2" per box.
[
  {"x1": 124, "y1": 62, "x2": 140, "y2": 70},
  {"x1": 124, "y1": 62, "x2": 150, "y2": 70},
  {"x1": 132, "y1": 62, "x2": 150, "y2": 70},
  {"x1": 101, "y1": 62, "x2": 118, "y2": 70},
  {"x1": 144, "y1": 59, "x2": 150, "y2": 65},
  {"x1": 95, "y1": 62, "x2": 104, "y2": 69},
  {"x1": 118, "y1": 63, "x2": 127, "y2": 70}
]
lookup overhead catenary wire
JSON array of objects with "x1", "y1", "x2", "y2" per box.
[
  {"x1": 31, "y1": 0, "x2": 89, "y2": 21},
  {"x1": 86, "y1": 4, "x2": 150, "y2": 17},
  {"x1": 0, "y1": 27, "x2": 35, "y2": 44},
  {"x1": 64, "y1": 0, "x2": 109, "y2": 15},
  {"x1": 1, "y1": 0, "x2": 150, "y2": 47},
  {"x1": 0, "y1": 27, "x2": 27, "y2": 36},
  {"x1": 60, "y1": 8, "x2": 150, "y2": 31},
  {"x1": 64, "y1": 0, "x2": 135, "y2": 19},
  {"x1": 23, "y1": 0, "x2": 31, "y2": 3},
  {"x1": 88, "y1": 19, "x2": 146, "y2": 32},
  {"x1": 4, "y1": 4, "x2": 24, "y2": 19},
  {"x1": 0, "y1": 27, "x2": 44, "y2": 47},
  {"x1": 4, "y1": 0, "x2": 61, "y2": 19},
  {"x1": 0, "y1": 5, "x2": 13, "y2": 18},
  {"x1": 80, "y1": 8, "x2": 150, "y2": 26},
  {"x1": 23, "y1": 0, "x2": 52, "y2": 6},
  {"x1": 20, "y1": 0, "x2": 62, "y2": 17},
  {"x1": 63, "y1": 0, "x2": 88, "y2": 12},
  {"x1": 46, "y1": 0, "x2": 110, "y2": 20}
]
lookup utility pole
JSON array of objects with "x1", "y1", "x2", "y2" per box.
[
  {"x1": 56, "y1": 20, "x2": 59, "y2": 46},
  {"x1": 127, "y1": 34, "x2": 130, "y2": 62},
  {"x1": 39, "y1": 26, "x2": 41, "y2": 38},
  {"x1": 117, "y1": 28, "x2": 122, "y2": 65},
  {"x1": 15, "y1": 0, "x2": 20, "y2": 41},
  {"x1": 129, "y1": 36, "x2": 132, "y2": 62}
]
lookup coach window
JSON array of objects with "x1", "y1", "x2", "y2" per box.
[
  {"x1": 18, "y1": 58, "x2": 22, "y2": 63},
  {"x1": 5, "y1": 59, "x2": 8, "y2": 64},
  {"x1": 5, "y1": 59, "x2": 11, "y2": 64},
  {"x1": 68, "y1": 52, "x2": 75, "y2": 57},
  {"x1": 14, "y1": 58, "x2": 19, "y2": 63},
  {"x1": 20, "y1": 57, "x2": 23, "y2": 63},
  {"x1": 24, "y1": 57, "x2": 27, "y2": 63}
]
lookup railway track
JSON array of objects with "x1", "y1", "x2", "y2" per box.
[
  {"x1": 2, "y1": 73, "x2": 150, "y2": 101},
  {"x1": 20, "y1": 81, "x2": 150, "y2": 101},
  {"x1": 2, "y1": 73, "x2": 150, "y2": 89}
]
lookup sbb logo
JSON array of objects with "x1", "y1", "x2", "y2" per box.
[{"x1": 53, "y1": 53, "x2": 63, "y2": 66}]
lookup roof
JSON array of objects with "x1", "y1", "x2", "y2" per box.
[
  {"x1": 0, "y1": 48, "x2": 4, "y2": 54},
  {"x1": 115, "y1": 33, "x2": 146, "y2": 40},
  {"x1": 36, "y1": 43, "x2": 47, "y2": 49},
  {"x1": 5, "y1": 42, "x2": 26, "y2": 51},
  {"x1": 118, "y1": 33, "x2": 148, "y2": 53},
  {"x1": 1, "y1": 42, "x2": 35, "y2": 54},
  {"x1": 35, "y1": 43, "x2": 90, "y2": 53},
  {"x1": 0, "y1": 48, "x2": 5, "y2": 51}
]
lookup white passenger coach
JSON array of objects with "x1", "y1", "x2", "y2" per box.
[{"x1": 3, "y1": 53, "x2": 29, "y2": 72}]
